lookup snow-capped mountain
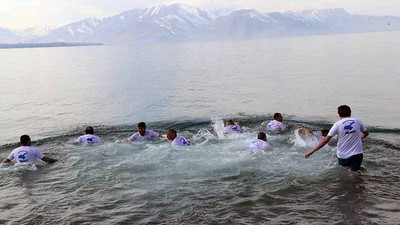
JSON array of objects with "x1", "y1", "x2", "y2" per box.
[
  {"x1": 0, "y1": 27, "x2": 20, "y2": 43},
  {"x1": 213, "y1": 9, "x2": 284, "y2": 38},
  {"x1": 22, "y1": 26, "x2": 58, "y2": 37},
  {"x1": 1, "y1": 4, "x2": 399, "y2": 44},
  {"x1": 39, "y1": 18, "x2": 102, "y2": 43},
  {"x1": 38, "y1": 4, "x2": 215, "y2": 44}
]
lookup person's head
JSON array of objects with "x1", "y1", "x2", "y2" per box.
[
  {"x1": 226, "y1": 120, "x2": 234, "y2": 126},
  {"x1": 321, "y1": 129, "x2": 329, "y2": 137},
  {"x1": 257, "y1": 132, "x2": 267, "y2": 141},
  {"x1": 274, "y1": 113, "x2": 283, "y2": 122},
  {"x1": 338, "y1": 105, "x2": 351, "y2": 118},
  {"x1": 138, "y1": 122, "x2": 146, "y2": 136},
  {"x1": 20, "y1": 135, "x2": 31, "y2": 146},
  {"x1": 85, "y1": 126, "x2": 94, "y2": 135},
  {"x1": 167, "y1": 129, "x2": 177, "y2": 141}
]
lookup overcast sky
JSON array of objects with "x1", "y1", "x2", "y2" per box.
[{"x1": 1, "y1": 0, "x2": 400, "y2": 29}]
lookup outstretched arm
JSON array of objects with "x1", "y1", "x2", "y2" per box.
[
  {"x1": 305, "y1": 136, "x2": 332, "y2": 159},
  {"x1": 41, "y1": 156, "x2": 58, "y2": 163},
  {"x1": 2, "y1": 158, "x2": 11, "y2": 163}
]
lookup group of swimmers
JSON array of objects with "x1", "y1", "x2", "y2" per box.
[{"x1": 2, "y1": 105, "x2": 369, "y2": 171}]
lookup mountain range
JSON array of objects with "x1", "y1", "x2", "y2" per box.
[{"x1": 1, "y1": 3, "x2": 399, "y2": 44}]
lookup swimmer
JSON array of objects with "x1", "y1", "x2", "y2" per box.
[
  {"x1": 298, "y1": 128, "x2": 334, "y2": 147},
  {"x1": 167, "y1": 129, "x2": 190, "y2": 146},
  {"x1": 298, "y1": 127, "x2": 330, "y2": 142},
  {"x1": 266, "y1": 113, "x2": 285, "y2": 132},
  {"x1": 72, "y1": 126, "x2": 101, "y2": 146},
  {"x1": 224, "y1": 120, "x2": 241, "y2": 134},
  {"x1": 125, "y1": 122, "x2": 162, "y2": 142},
  {"x1": 305, "y1": 105, "x2": 369, "y2": 171},
  {"x1": 2, "y1": 135, "x2": 58, "y2": 164},
  {"x1": 249, "y1": 132, "x2": 270, "y2": 151}
]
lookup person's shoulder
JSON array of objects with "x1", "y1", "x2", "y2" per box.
[{"x1": 10, "y1": 146, "x2": 22, "y2": 153}]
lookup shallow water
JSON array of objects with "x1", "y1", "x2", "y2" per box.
[
  {"x1": 0, "y1": 117, "x2": 399, "y2": 224},
  {"x1": 1, "y1": 32, "x2": 400, "y2": 224}
]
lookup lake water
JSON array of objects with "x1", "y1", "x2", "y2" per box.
[{"x1": 0, "y1": 32, "x2": 399, "y2": 224}]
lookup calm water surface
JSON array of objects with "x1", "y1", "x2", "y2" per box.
[{"x1": 0, "y1": 32, "x2": 399, "y2": 224}]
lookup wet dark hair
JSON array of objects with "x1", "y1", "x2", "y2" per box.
[
  {"x1": 321, "y1": 129, "x2": 329, "y2": 137},
  {"x1": 167, "y1": 129, "x2": 177, "y2": 135},
  {"x1": 138, "y1": 122, "x2": 146, "y2": 128},
  {"x1": 227, "y1": 120, "x2": 234, "y2": 125},
  {"x1": 257, "y1": 132, "x2": 267, "y2": 141},
  {"x1": 85, "y1": 126, "x2": 94, "y2": 135},
  {"x1": 20, "y1": 135, "x2": 31, "y2": 145},
  {"x1": 274, "y1": 113, "x2": 282, "y2": 120},
  {"x1": 338, "y1": 105, "x2": 351, "y2": 117}
]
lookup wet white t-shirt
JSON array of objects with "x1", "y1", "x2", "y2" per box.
[
  {"x1": 328, "y1": 118, "x2": 367, "y2": 159},
  {"x1": 127, "y1": 130, "x2": 159, "y2": 142},
  {"x1": 249, "y1": 139, "x2": 270, "y2": 150},
  {"x1": 7, "y1": 146, "x2": 44, "y2": 164},
  {"x1": 224, "y1": 125, "x2": 241, "y2": 134},
  {"x1": 266, "y1": 120, "x2": 285, "y2": 132},
  {"x1": 314, "y1": 133, "x2": 324, "y2": 142},
  {"x1": 75, "y1": 134, "x2": 101, "y2": 146},
  {"x1": 172, "y1": 136, "x2": 190, "y2": 146}
]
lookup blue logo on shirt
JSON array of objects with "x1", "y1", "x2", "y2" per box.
[
  {"x1": 181, "y1": 138, "x2": 189, "y2": 146},
  {"x1": 86, "y1": 138, "x2": 94, "y2": 143},
  {"x1": 232, "y1": 126, "x2": 239, "y2": 131},
  {"x1": 344, "y1": 121, "x2": 355, "y2": 131},
  {"x1": 18, "y1": 152, "x2": 28, "y2": 159}
]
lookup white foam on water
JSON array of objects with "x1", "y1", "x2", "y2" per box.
[
  {"x1": 292, "y1": 128, "x2": 319, "y2": 148},
  {"x1": 211, "y1": 117, "x2": 225, "y2": 139}
]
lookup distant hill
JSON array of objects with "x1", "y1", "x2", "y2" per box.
[
  {"x1": 0, "y1": 42, "x2": 103, "y2": 49},
  {"x1": 1, "y1": 4, "x2": 399, "y2": 44}
]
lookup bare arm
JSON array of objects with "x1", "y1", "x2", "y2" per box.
[
  {"x1": 305, "y1": 136, "x2": 332, "y2": 159},
  {"x1": 2, "y1": 158, "x2": 11, "y2": 163},
  {"x1": 262, "y1": 146, "x2": 270, "y2": 152},
  {"x1": 41, "y1": 156, "x2": 58, "y2": 163},
  {"x1": 361, "y1": 130, "x2": 369, "y2": 139}
]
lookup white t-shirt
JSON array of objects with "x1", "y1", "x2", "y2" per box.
[
  {"x1": 328, "y1": 118, "x2": 367, "y2": 159},
  {"x1": 75, "y1": 134, "x2": 101, "y2": 146},
  {"x1": 127, "y1": 130, "x2": 159, "y2": 142},
  {"x1": 172, "y1": 136, "x2": 190, "y2": 146},
  {"x1": 314, "y1": 133, "x2": 325, "y2": 142},
  {"x1": 249, "y1": 139, "x2": 270, "y2": 150},
  {"x1": 7, "y1": 146, "x2": 45, "y2": 164},
  {"x1": 266, "y1": 120, "x2": 285, "y2": 132},
  {"x1": 224, "y1": 125, "x2": 241, "y2": 134}
]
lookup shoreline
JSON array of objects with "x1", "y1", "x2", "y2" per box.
[{"x1": 0, "y1": 42, "x2": 104, "y2": 49}]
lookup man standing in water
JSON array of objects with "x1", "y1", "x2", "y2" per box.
[
  {"x1": 125, "y1": 122, "x2": 161, "y2": 142},
  {"x1": 305, "y1": 105, "x2": 369, "y2": 171},
  {"x1": 2, "y1": 135, "x2": 58, "y2": 164},
  {"x1": 166, "y1": 129, "x2": 190, "y2": 146},
  {"x1": 73, "y1": 126, "x2": 101, "y2": 146}
]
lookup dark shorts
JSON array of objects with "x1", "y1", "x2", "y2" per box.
[{"x1": 337, "y1": 153, "x2": 363, "y2": 171}]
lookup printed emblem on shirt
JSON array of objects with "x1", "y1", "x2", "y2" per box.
[
  {"x1": 343, "y1": 120, "x2": 356, "y2": 135},
  {"x1": 17, "y1": 151, "x2": 29, "y2": 162}
]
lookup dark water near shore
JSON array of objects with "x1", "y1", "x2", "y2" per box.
[{"x1": 1, "y1": 32, "x2": 400, "y2": 224}]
